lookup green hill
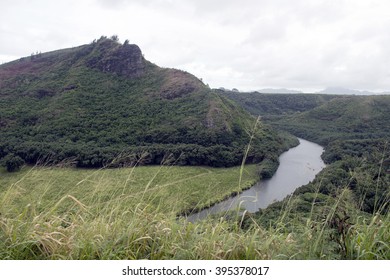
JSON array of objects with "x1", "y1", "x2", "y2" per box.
[
  {"x1": 0, "y1": 36, "x2": 291, "y2": 169},
  {"x1": 221, "y1": 91, "x2": 389, "y2": 146},
  {"x1": 219, "y1": 90, "x2": 340, "y2": 117},
  {"x1": 267, "y1": 95, "x2": 390, "y2": 145}
]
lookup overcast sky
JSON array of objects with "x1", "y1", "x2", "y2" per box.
[{"x1": 1, "y1": 0, "x2": 390, "y2": 92}]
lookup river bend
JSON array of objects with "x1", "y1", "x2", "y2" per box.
[{"x1": 188, "y1": 138, "x2": 325, "y2": 222}]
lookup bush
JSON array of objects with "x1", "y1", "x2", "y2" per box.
[
  {"x1": 258, "y1": 157, "x2": 279, "y2": 179},
  {"x1": 3, "y1": 154, "x2": 25, "y2": 172}
]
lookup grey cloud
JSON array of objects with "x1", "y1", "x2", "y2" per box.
[{"x1": 1, "y1": 0, "x2": 390, "y2": 92}]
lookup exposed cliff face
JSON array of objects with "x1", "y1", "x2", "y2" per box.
[{"x1": 86, "y1": 39, "x2": 145, "y2": 78}]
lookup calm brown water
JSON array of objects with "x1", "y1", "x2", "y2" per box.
[{"x1": 187, "y1": 138, "x2": 325, "y2": 222}]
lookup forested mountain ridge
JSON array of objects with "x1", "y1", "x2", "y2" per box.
[{"x1": 0, "y1": 37, "x2": 291, "y2": 169}]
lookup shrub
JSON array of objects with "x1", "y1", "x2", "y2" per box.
[{"x1": 3, "y1": 154, "x2": 25, "y2": 172}]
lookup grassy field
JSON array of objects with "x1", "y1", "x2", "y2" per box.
[
  {"x1": 1, "y1": 163, "x2": 388, "y2": 260},
  {"x1": 0, "y1": 164, "x2": 259, "y2": 216},
  {"x1": 0, "y1": 164, "x2": 263, "y2": 259}
]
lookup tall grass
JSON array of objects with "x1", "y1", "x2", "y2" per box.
[
  {"x1": 0, "y1": 164, "x2": 260, "y2": 259},
  {"x1": 0, "y1": 150, "x2": 388, "y2": 259}
]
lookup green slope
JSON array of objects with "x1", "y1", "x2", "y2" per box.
[
  {"x1": 222, "y1": 91, "x2": 389, "y2": 146},
  {"x1": 0, "y1": 37, "x2": 290, "y2": 169},
  {"x1": 268, "y1": 95, "x2": 390, "y2": 145},
  {"x1": 220, "y1": 90, "x2": 340, "y2": 117}
]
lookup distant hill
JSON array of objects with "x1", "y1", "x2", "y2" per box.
[
  {"x1": 222, "y1": 90, "x2": 389, "y2": 145},
  {"x1": 318, "y1": 87, "x2": 390, "y2": 95},
  {"x1": 257, "y1": 88, "x2": 303, "y2": 94},
  {"x1": 267, "y1": 95, "x2": 390, "y2": 145},
  {"x1": 220, "y1": 91, "x2": 340, "y2": 117},
  {"x1": 0, "y1": 36, "x2": 290, "y2": 168}
]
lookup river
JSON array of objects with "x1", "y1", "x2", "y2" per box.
[{"x1": 187, "y1": 138, "x2": 326, "y2": 222}]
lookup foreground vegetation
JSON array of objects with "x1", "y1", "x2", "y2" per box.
[
  {"x1": 0, "y1": 163, "x2": 260, "y2": 259},
  {"x1": 0, "y1": 155, "x2": 388, "y2": 259}
]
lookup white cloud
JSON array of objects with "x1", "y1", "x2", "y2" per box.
[{"x1": 1, "y1": 0, "x2": 390, "y2": 92}]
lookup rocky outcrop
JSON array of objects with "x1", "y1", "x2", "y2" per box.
[{"x1": 86, "y1": 39, "x2": 145, "y2": 78}]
